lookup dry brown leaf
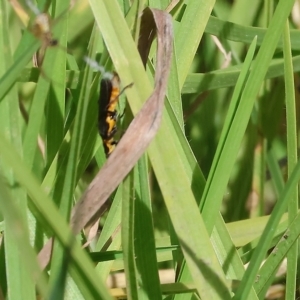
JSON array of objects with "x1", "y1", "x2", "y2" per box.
[
  {"x1": 38, "y1": 7, "x2": 173, "y2": 268},
  {"x1": 71, "y1": 7, "x2": 173, "y2": 233}
]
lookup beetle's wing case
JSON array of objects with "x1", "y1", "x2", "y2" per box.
[{"x1": 98, "y1": 78, "x2": 113, "y2": 138}]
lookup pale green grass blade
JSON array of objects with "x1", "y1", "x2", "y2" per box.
[
  {"x1": 148, "y1": 120, "x2": 231, "y2": 299},
  {"x1": 89, "y1": 0, "x2": 231, "y2": 298},
  {"x1": 227, "y1": 214, "x2": 288, "y2": 248},
  {"x1": 282, "y1": 20, "x2": 298, "y2": 300}
]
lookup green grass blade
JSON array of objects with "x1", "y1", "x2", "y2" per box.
[
  {"x1": 266, "y1": 147, "x2": 285, "y2": 198},
  {"x1": 0, "y1": 130, "x2": 112, "y2": 299},
  {"x1": 282, "y1": 20, "x2": 298, "y2": 300},
  {"x1": 182, "y1": 55, "x2": 300, "y2": 95},
  {"x1": 254, "y1": 212, "x2": 300, "y2": 297},
  {"x1": 122, "y1": 172, "x2": 139, "y2": 299},
  {"x1": 174, "y1": 36, "x2": 258, "y2": 300},
  {"x1": 0, "y1": 36, "x2": 39, "y2": 101},
  {"x1": 4, "y1": 0, "x2": 299, "y2": 298},
  {"x1": 175, "y1": 0, "x2": 215, "y2": 87},
  {"x1": 134, "y1": 156, "x2": 162, "y2": 300},
  {"x1": 231, "y1": 0, "x2": 296, "y2": 297},
  {"x1": 44, "y1": 1, "x2": 69, "y2": 166},
  {"x1": 200, "y1": 36, "x2": 257, "y2": 226},
  {"x1": 0, "y1": 175, "x2": 48, "y2": 297},
  {"x1": 23, "y1": 74, "x2": 51, "y2": 168},
  {"x1": 49, "y1": 12, "x2": 98, "y2": 292},
  {"x1": 89, "y1": 1, "x2": 231, "y2": 298},
  {"x1": 205, "y1": 16, "x2": 300, "y2": 51},
  {"x1": 0, "y1": 1, "x2": 36, "y2": 298},
  {"x1": 95, "y1": 187, "x2": 122, "y2": 280}
]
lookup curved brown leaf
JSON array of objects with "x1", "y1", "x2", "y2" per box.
[
  {"x1": 72, "y1": 8, "x2": 173, "y2": 233},
  {"x1": 38, "y1": 7, "x2": 173, "y2": 268}
]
